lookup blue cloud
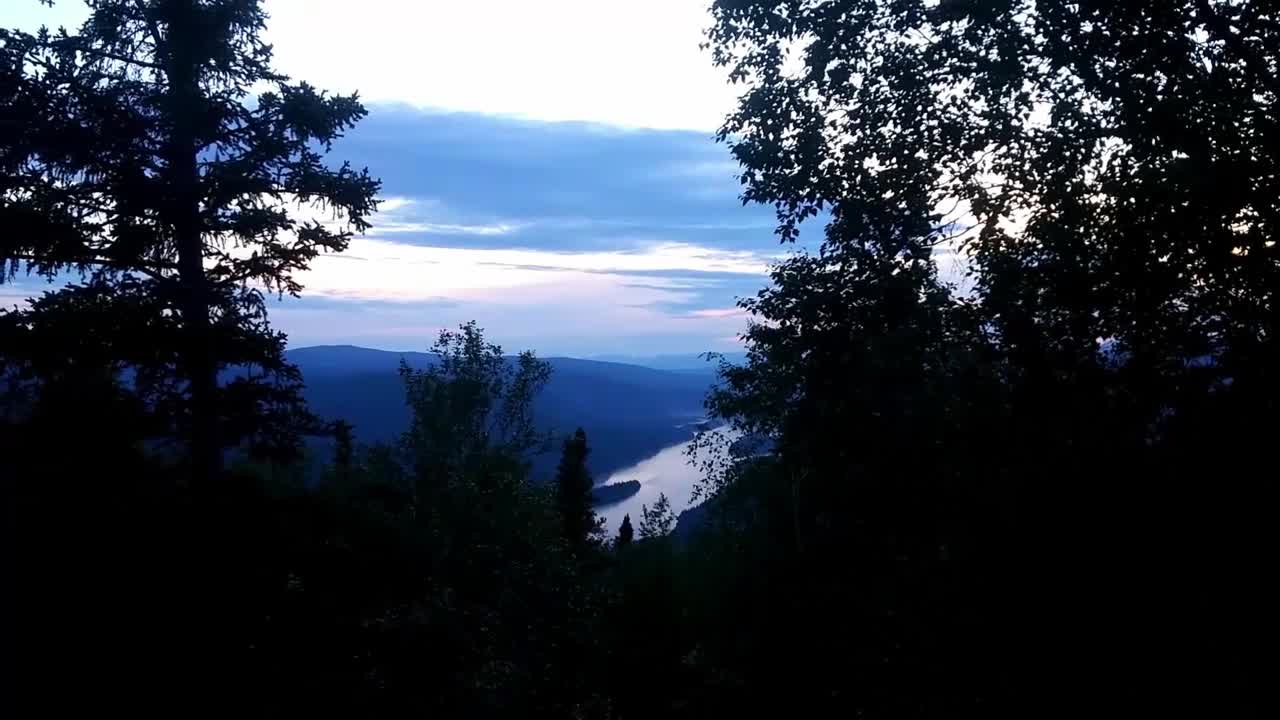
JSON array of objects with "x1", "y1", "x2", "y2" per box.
[
  {"x1": 334, "y1": 105, "x2": 779, "y2": 253},
  {"x1": 254, "y1": 105, "x2": 801, "y2": 354}
]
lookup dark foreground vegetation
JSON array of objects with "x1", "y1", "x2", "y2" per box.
[{"x1": 2, "y1": 1, "x2": 1271, "y2": 717}]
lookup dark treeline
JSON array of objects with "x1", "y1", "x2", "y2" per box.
[{"x1": 1, "y1": 1, "x2": 1270, "y2": 717}]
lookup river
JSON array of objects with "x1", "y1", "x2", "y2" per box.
[{"x1": 595, "y1": 426, "x2": 735, "y2": 536}]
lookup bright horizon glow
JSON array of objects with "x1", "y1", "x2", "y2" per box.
[{"x1": 301, "y1": 237, "x2": 773, "y2": 303}]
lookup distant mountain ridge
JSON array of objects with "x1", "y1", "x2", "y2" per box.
[
  {"x1": 287, "y1": 345, "x2": 717, "y2": 482},
  {"x1": 587, "y1": 351, "x2": 748, "y2": 373}
]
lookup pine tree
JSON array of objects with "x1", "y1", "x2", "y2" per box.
[
  {"x1": 615, "y1": 514, "x2": 634, "y2": 549},
  {"x1": 1, "y1": 1, "x2": 379, "y2": 479},
  {"x1": 553, "y1": 427, "x2": 602, "y2": 551}
]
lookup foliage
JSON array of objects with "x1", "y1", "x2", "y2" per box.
[
  {"x1": 0, "y1": 0, "x2": 379, "y2": 474},
  {"x1": 397, "y1": 321, "x2": 552, "y2": 493},
  {"x1": 4, "y1": 1, "x2": 1274, "y2": 717},
  {"x1": 696, "y1": 0, "x2": 1273, "y2": 715},
  {"x1": 554, "y1": 427, "x2": 605, "y2": 551},
  {"x1": 4, "y1": 321, "x2": 613, "y2": 716},
  {"x1": 637, "y1": 492, "x2": 675, "y2": 540},
  {"x1": 708, "y1": 0, "x2": 1277, "y2": 385},
  {"x1": 320, "y1": 325, "x2": 603, "y2": 715}
]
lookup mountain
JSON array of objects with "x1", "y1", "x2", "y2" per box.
[
  {"x1": 587, "y1": 351, "x2": 748, "y2": 374},
  {"x1": 288, "y1": 345, "x2": 715, "y2": 481}
]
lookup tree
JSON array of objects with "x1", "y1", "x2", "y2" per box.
[
  {"x1": 1, "y1": 1, "x2": 380, "y2": 479},
  {"x1": 637, "y1": 493, "x2": 674, "y2": 540},
  {"x1": 703, "y1": 0, "x2": 1273, "y2": 715},
  {"x1": 346, "y1": 323, "x2": 600, "y2": 715},
  {"x1": 554, "y1": 427, "x2": 603, "y2": 552},
  {"x1": 708, "y1": 0, "x2": 1277, "y2": 391},
  {"x1": 398, "y1": 321, "x2": 551, "y2": 499},
  {"x1": 615, "y1": 514, "x2": 634, "y2": 549}
]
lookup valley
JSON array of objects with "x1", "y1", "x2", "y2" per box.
[{"x1": 289, "y1": 345, "x2": 718, "y2": 485}]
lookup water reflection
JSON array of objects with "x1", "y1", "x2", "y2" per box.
[{"x1": 595, "y1": 427, "x2": 734, "y2": 536}]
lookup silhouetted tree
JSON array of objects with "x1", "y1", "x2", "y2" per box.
[
  {"x1": 699, "y1": 0, "x2": 1274, "y2": 715},
  {"x1": 0, "y1": 0, "x2": 379, "y2": 478},
  {"x1": 397, "y1": 321, "x2": 551, "y2": 499},
  {"x1": 554, "y1": 427, "x2": 603, "y2": 552},
  {"x1": 637, "y1": 493, "x2": 674, "y2": 540},
  {"x1": 615, "y1": 513, "x2": 634, "y2": 549},
  {"x1": 345, "y1": 323, "x2": 600, "y2": 715}
]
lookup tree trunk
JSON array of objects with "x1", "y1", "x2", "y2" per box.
[{"x1": 164, "y1": 0, "x2": 220, "y2": 483}]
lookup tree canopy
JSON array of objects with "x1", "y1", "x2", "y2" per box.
[
  {"x1": 709, "y1": 0, "x2": 1278, "y2": 381},
  {"x1": 0, "y1": 0, "x2": 379, "y2": 474},
  {"x1": 697, "y1": 0, "x2": 1273, "y2": 715}
]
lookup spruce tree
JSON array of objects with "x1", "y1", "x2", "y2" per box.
[
  {"x1": 553, "y1": 427, "x2": 602, "y2": 551},
  {"x1": 1, "y1": 1, "x2": 379, "y2": 478},
  {"x1": 616, "y1": 513, "x2": 634, "y2": 549}
]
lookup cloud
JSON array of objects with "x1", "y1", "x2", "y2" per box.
[
  {"x1": 680, "y1": 307, "x2": 748, "y2": 320},
  {"x1": 273, "y1": 286, "x2": 753, "y2": 358},
  {"x1": 328, "y1": 107, "x2": 775, "y2": 251},
  {"x1": 658, "y1": 160, "x2": 744, "y2": 180},
  {"x1": 254, "y1": 106, "x2": 785, "y2": 353},
  {"x1": 298, "y1": 237, "x2": 769, "y2": 303},
  {"x1": 0, "y1": 288, "x2": 34, "y2": 310},
  {"x1": 375, "y1": 221, "x2": 524, "y2": 237},
  {"x1": 264, "y1": 0, "x2": 735, "y2": 131}
]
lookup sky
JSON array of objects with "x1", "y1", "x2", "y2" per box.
[{"x1": 2, "y1": 0, "x2": 795, "y2": 356}]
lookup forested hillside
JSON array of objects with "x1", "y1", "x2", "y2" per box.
[{"x1": 289, "y1": 345, "x2": 711, "y2": 479}]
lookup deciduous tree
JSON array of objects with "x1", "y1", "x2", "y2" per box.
[{"x1": 638, "y1": 492, "x2": 674, "y2": 540}]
